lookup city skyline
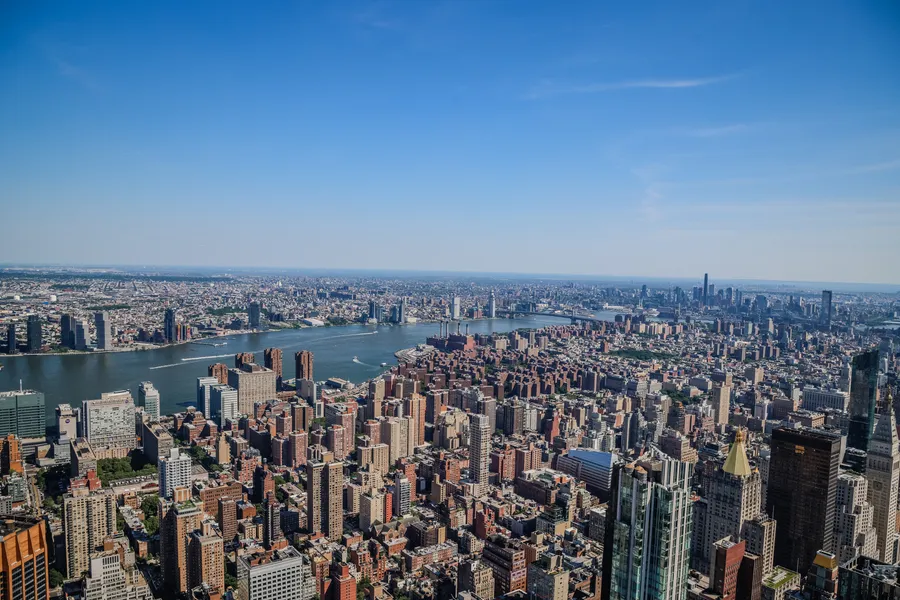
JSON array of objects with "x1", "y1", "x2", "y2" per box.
[{"x1": 2, "y1": 2, "x2": 899, "y2": 282}]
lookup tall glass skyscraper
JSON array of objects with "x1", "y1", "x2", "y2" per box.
[
  {"x1": 848, "y1": 349, "x2": 880, "y2": 452},
  {"x1": 608, "y1": 450, "x2": 693, "y2": 600}
]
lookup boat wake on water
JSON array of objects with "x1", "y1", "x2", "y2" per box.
[
  {"x1": 352, "y1": 356, "x2": 381, "y2": 368},
  {"x1": 150, "y1": 330, "x2": 380, "y2": 371}
]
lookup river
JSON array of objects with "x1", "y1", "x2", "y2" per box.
[{"x1": 0, "y1": 314, "x2": 618, "y2": 424}]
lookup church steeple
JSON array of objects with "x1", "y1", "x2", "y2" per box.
[{"x1": 723, "y1": 428, "x2": 752, "y2": 477}]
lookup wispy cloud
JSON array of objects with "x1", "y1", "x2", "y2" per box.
[
  {"x1": 50, "y1": 56, "x2": 99, "y2": 91},
  {"x1": 526, "y1": 74, "x2": 736, "y2": 99},
  {"x1": 32, "y1": 33, "x2": 100, "y2": 91},
  {"x1": 682, "y1": 124, "x2": 749, "y2": 138},
  {"x1": 842, "y1": 158, "x2": 900, "y2": 175},
  {"x1": 353, "y1": 2, "x2": 404, "y2": 30}
]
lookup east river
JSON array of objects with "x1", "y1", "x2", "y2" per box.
[{"x1": 0, "y1": 314, "x2": 619, "y2": 424}]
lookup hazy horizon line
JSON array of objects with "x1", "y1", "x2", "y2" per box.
[{"x1": 2, "y1": 261, "x2": 898, "y2": 291}]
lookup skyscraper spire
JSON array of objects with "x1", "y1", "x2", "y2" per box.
[{"x1": 723, "y1": 428, "x2": 752, "y2": 477}]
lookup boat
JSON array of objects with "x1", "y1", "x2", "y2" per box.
[
  {"x1": 380, "y1": 362, "x2": 388, "y2": 367},
  {"x1": 353, "y1": 356, "x2": 359, "y2": 361}
]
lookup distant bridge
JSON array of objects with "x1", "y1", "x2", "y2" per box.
[{"x1": 496, "y1": 309, "x2": 606, "y2": 324}]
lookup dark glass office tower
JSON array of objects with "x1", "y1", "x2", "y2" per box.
[
  {"x1": 26, "y1": 315, "x2": 41, "y2": 353},
  {"x1": 5, "y1": 324, "x2": 15, "y2": 355},
  {"x1": 847, "y1": 349, "x2": 880, "y2": 452},
  {"x1": 60, "y1": 313, "x2": 75, "y2": 348},
  {"x1": 766, "y1": 427, "x2": 841, "y2": 577}
]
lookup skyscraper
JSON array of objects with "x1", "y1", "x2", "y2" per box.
[
  {"x1": 210, "y1": 384, "x2": 238, "y2": 427},
  {"x1": 160, "y1": 493, "x2": 203, "y2": 595},
  {"x1": 248, "y1": 301, "x2": 261, "y2": 329},
  {"x1": 264, "y1": 347, "x2": 283, "y2": 389},
  {"x1": 63, "y1": 488, "x2": 117, "y2": 577},
  {"x1": 834, "y1": 471, "x2": 877, "y2": 565},
  {"x1": 158, "y1": 448, "x2": 192, "y2": 499},
  {"x1": 26, "y1": 314, "x2": 41, "y2": 352},
  {"x1": 821, "y1": 290, "x2": 833, "y2": 326},
  {"x1": 82, "y1": 391, "x2": 136, "y2": 453},
  {"x1": 306, "y1": 460, "x2": 343, "y2": 541},
  {"x1": 488, "y1": 290, "x2": 497, "y2": 318},
  {"x1": 5, "y1": 323, "x2": 16, "y2": 354},
  {"x1": 227, "y1": 364, "x2": 277, "y2": 415},
  {"x1": 163, "y1": 308, "x2": 177, "y2": 343},
  {"x1": 451, "y1": 297, "x2": 461, "y2": 320},
  {"x1": 188, "y1": 527, "x2": 224, "y2": 594},
  {"x1": 865, "y1": 390, "x2": 899, "y2": 563},
  {"x1": 295, "y1": 350, "x2": 314, "y2": 381},
  {"x1": 138, "y1": 381, "x2": 160, "y2": 420},
  {"x1": 196, "y1": 376, "x2": 219, "y2": 418},
  {"x1": 469, "y1": 413, "x2": 490, "y2": 495},
  {"x1": 848, "y1": 349, "x2": 880, "y2": 452},
  {"x1": 697, "y1": 429, "x2": 761, "y2": 575},
  {"x1": 75, "y1": 319, "x2": 90, "y2": 350},
  {"x1": 0, "y1": 516, "x2": 49, "y2": 600},
  {"x1": 703, "y1": 273, "x2": 709, "y2": 307},
  {"x1": 767, "y1": 427, "x2": 841, "y2": 576},
  {"x1": 398, "y1": 297, "x2": 407, "y2": 324},
  {"x1": 393, "y1": 472, "x2": 411, "y2": 517},
  {"x1": 60, "y1": 313, "x2": 75, "y2": 348},
  {"x1": 94, "y1": 311, "x2": 111, "y2": 350},
  {"x1": 608, "y1": 451, "x2": 693, "y2": 600},
  {"x1": 262, "y1": 493, "x2": 285, "y2": 549},
  {"x1": 711, "y1": 384, "x2": 731, "y2": 426}
]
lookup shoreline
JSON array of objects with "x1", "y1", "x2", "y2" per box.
[{"x1": 0, "y1": 316, "x2": 518, "y2": 360}]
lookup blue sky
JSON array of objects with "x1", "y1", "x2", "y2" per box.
[{"x1": 1, "y1": 1, "x2": 899, "y2": 283}]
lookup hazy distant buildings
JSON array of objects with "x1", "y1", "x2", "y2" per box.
[
  {"x1": 821, "y1": 290, "x2": 833, "y2": 326},
  {"x1": 138, "y1": 381, "x2": 160, "y2": 420},
  {"x1": 94, "y1": 311, "x2": 112, "y2": 350},
  {"x1": 703, "y1": 273, "x2": 709, "y2": 306}
]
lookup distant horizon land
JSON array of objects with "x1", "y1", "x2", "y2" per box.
[{"x1": 2, "y1": 262, "x2": 898, "y2": 293}]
